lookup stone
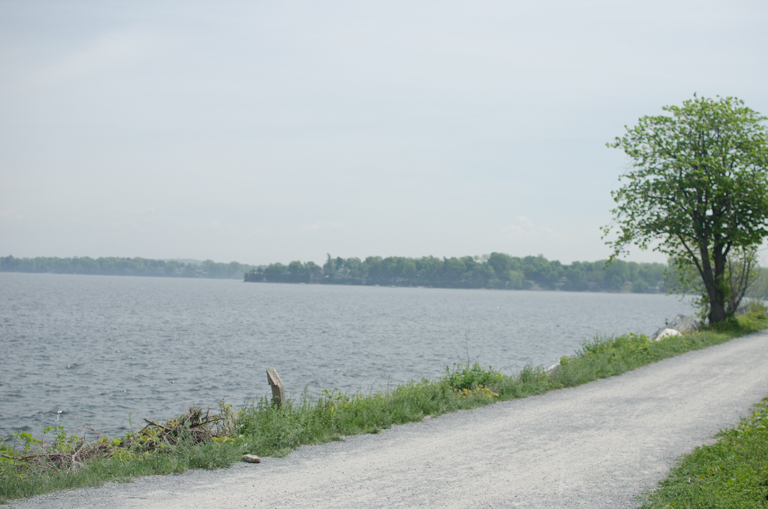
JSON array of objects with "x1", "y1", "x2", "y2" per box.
[
  {"x1": 242, "y1": 454, "x2": 261, "y2": 463},
  {"x1": 665, "y1": 314, "x2": 700, "y2": 333},
  {"x1": 654, "y1": 328, "x2": 683, "y2": 341},
  {"x1": 652, "y1": 314, "x2": 700, "y2": 340}
]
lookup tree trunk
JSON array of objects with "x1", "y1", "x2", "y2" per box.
[
  {"x1": 708, "y1": 294, "x2": 727, "y2": 323},
  {"x1": 699, "y1": 244, "x2": 728, "y2": 323}
]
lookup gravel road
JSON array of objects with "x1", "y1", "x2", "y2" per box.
[{"x1": 12, "y1": 331, "x2": 768, "y2": 508}]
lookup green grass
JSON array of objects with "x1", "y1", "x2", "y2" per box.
[
  {"x1": 0, "y1": 437, "x2": 242, "y2": 503},
  {"x1": 2, "y1": 313, "x2": 767, "y2": 504},
  {"x1": 641, "y1": 398, "x2": 768, "y2": 508}
]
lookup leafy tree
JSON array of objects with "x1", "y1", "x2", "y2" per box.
[
  {"x1": 441, "y1": 257, "x2": 466, "y2": 283},
  {"x1": 604, "y1": 95, "x2": 768, "y2": 322},
  {"x1": 323, "y1": 254, "x2": 336, "y2": 278},
  {"x1": 521, "y1": 255, "x2": 563, "y2": 289},
  {"x1": 287, "y1": 260, "x2": 309, "y2": 283},
  {"x1": 264, "y1": 262, "x2": 289, "y2": 282},
  {"x1": 487, "y1": 252, "x2": 519, "y2": 276}
]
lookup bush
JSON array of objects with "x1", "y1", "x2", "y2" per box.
[
  {"x1": 444, "y1": 363, "x2": 504, "y2": 391},
  {"x1": 747, "y1": 298, "x2": 768, "y2": 317}
]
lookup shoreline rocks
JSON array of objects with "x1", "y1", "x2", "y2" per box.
[{"x1": 651, "y1": 314, "x2": 700, "y2": 341}]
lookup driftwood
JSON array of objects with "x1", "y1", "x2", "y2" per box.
[
  {"x1": 1, "y1": 406, "x2": 234, "y2": 472},
  {"x1": 267, "y1": 368, "x2": 285, "y2": 408},
  {"x1": 130, "y1": 406, "x2": 225, "y2": 450},
  {"x1": 1, "y1": 432, "x2": 110, "y2": 471}
]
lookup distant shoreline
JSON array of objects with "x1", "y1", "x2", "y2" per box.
[
  {"x1": 244, "y1": 253, "x2": 669, "y2": 294},
  {"x1": 241, "y1": 278, "x2": 663, "y2": 294},
  {"x1": 0, "y1": 255, "x2": 253, "y2": 281},
  {"x1": 1, "y1": 253, "x2": 671, "y2": 293},
  {"x1": 1, "y1": 270, "x2": 666, "y2": 297}
]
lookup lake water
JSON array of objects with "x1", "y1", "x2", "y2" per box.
[{"x1": 0, "y1": 272, "x2": 694, "y2": 438}]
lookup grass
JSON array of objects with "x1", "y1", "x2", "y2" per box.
[
  {"x1": 0, "y1": 439, "x2": 242, "y2": 504},
  {"x1": 641, "y1": 398, "x2": 768, "y2": 508},
  {"x1": 2, "y1": 312, "x2": 767, "y2": 504}
]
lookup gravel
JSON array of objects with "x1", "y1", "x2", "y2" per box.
[{"x1": 11, "y1": 330, "x2": 768, "y2": 508}]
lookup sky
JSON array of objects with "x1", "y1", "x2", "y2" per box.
[{"x1": 1, "y1": 0, "x2": 767, "y2": 266}]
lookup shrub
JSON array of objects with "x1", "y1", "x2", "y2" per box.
[{"x1": 445, "y1": 363, "x2": 504, "y2": 391}]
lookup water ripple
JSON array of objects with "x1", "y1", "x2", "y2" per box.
[{"x1": 0, "y1": 272, "x2": 693, "y2": 438}]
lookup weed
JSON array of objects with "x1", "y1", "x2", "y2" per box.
[
  {"x1": 747, "y1": 298, "x2": 768, "y2": 317},
  {"x1": 445, "y1": 363, "x2": 504, "y2": 391},
  {"x1": 2, "y1": 313, "x2": 767, "y2": 504},
  {"x1": 641, "y1": 399, "x2": 768, "y2": 508}
]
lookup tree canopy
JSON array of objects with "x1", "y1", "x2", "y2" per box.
[
  {"x1": 1, "y1": 253, "x2": 670, "y2": 293},
  {"x1": 245, "y1": 253, "x2": 668, "y2": 293},
  {"x1": 0, "y1": 256, "x2": 256, "y2": 280},
  {"x1": 603, "y1": 95, "x2": 768, "y2": 322}
]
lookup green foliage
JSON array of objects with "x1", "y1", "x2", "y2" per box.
[
  {"x1": 0, "y1": 405, "x2": 238, "y2": 503},
  {"x1": 246, "y1": 253, "x2": 669, "y2": 292},
  {"x1": 0, "y1": 436, "x2": 241, "y2": 504},
  {"x1": 1, "y1": 252, "x2": 672, "y2": 293},
  {"x1": 604, "y1": 95, "x2": 768, "y2": 323},
  {"x1": 748, "y1": 269, "x2": 768, "y2": 300},
  {"x1": 234, "y1": 382, "x2": 469, "y2": 457},
  {"x1": 445, "y1": 363, "x2": 504, "y2": 391},
  {"x1": 3, "y1": 316, "x2": 767, "y2": 504},
  {"x1": 549, "y1": 314, "x2": 768, "y2": 392},
  {"x1": 747, "y1": 298, "x2": 768, "y2": 316},
  {"x1": 642, "y1": 399, "x2": 768, "y2": 508},
  {"x1": 0, "y1": 255, "x2": 256, "y2": 280},
  {"x1": 0, "y1": 426, "x2": 84, "y2": 469}
]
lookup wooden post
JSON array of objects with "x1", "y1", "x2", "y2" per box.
[{"x1": 266, "y1": 368, "x2": 285, "y2": 408}]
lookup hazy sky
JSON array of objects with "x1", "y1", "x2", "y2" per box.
[{"x1": 2, "y1": 0, "x2": 767, "y2": 266}]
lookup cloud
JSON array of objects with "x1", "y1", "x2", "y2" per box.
[
  {"x1": 301, "y1": 222, "x2": 347, "y2": 232},
  {"x1": 0, "y1": 209, "x2": 25, "y2": 223},
  {"x1": 31, "y1": 30, "x2": 162, "y2": 87},
  {"x1": 497, "y1": 216, "x2": 574, "y2": 246},
  {"x1": 498, "y1": 216, "x2": 544, "y2": 240},
  {"x1": 201, "y1": 220, "x2": 221, "y2": 230}
]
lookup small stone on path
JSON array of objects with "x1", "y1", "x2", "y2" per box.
[{"x1": 242, "y1": 454, "x2": 261, "y2": 463}]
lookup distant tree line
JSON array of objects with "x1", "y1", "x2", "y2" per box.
[
  {"x1": 245, "y1": 253, "x2": 670, "y2": 293},
  {"x1": 10, "y1": 252, "x2": 762, "y2": 296},
  {"x1": 0, "y1": 256, "x2": 256, "y2": 280}
]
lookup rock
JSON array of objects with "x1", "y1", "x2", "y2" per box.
[
  {"x1": 665, "y1": 314, "x2": 700, "y2": 333},
  {"x1": 652, "y1": 314, "x2": 700, "y2": 340},
  {"x1": 242, "y1": 454, "x2": 261, "y2": 463},
  {"x1": 654, "y1": 328, "x2": 683, "y2": 341}
]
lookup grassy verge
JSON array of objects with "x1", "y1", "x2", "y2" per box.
[
  {"x1": 2, "y1": 312, "x2": 767, "y2": 504},
  {"x1": 641, "y1": 397, "x2": 768, "y2": 508}
]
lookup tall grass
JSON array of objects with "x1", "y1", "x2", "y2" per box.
[
  {"x1": 2, "y1": 312, "x2": 766, "y2": 504},
  {"x1": 0, "y1": 436, "x2": 242, "y2": 504},
  {"x1": 641, "y1": 398, "x2": 768, "y2": 508}
]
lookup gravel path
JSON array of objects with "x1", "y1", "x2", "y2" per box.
[{"x1": 12, "y1": 331, "x2": 768, "y2": 508}]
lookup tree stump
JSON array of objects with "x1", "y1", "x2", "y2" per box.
[{"x1": 266, "y1": 368, "x2": 285, "y2": 408}]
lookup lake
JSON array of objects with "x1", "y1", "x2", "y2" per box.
[{"x1": 0, "y1": 272, "x2": 694, "y2": 438}]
